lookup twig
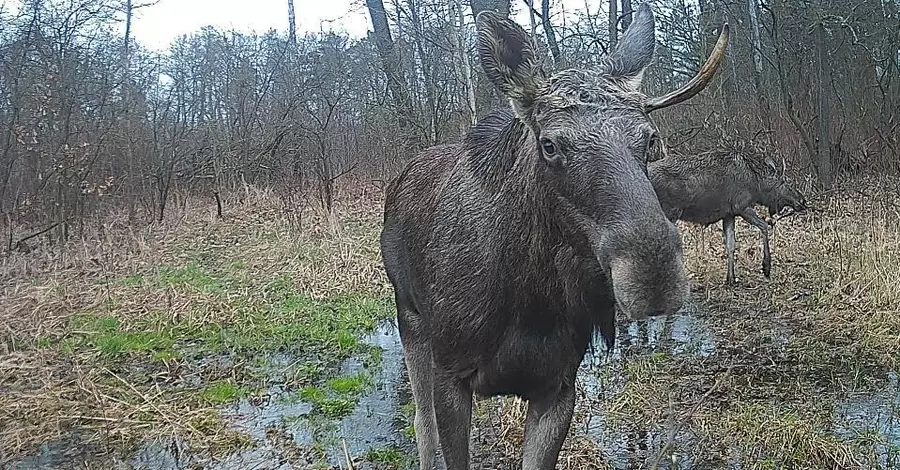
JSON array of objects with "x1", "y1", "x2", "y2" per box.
[
  {"x1": 342, "y1": 437, "x2": 355, "y2": 470},
  {"x1": 648, "y1": 367, "x2": 733, "y2": 470},
  {"x1": 12, "y1": 218, "x2": 71, "y2": 250}
]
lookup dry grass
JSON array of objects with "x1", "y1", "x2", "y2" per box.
[
  {"x1": 2, "y1": 178, "x2": 898, "y2": 469},
  {"x1": 0, "y1": 185, "x2": 391, "y2": 466}
]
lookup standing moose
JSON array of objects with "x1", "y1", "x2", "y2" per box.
[
  {"x1": 379, "y1": 5, "x2": 729, "y2": 469},
  {"x1": 649, "y1": 149, "x2": 807, "y2": 284}
]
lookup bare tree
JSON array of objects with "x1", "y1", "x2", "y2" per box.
[
  {"x1": 287, "y1": 0, "x2": 296, "y2": 45},
  {"x1": 541, "y1": 0, "x2": 563, "y2": 67},
  {"x1": 608, "y1": 0, "x2": 617, "y2": 48},
  {"x1": 0, "y1": 0, "x2": 896, "y2": 249}
]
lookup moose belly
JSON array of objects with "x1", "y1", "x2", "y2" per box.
[
  {"x1": 467, "y1": 327, "x2": 587, "y2": 400},
  {"x1": 680, "y1": 205, "x2": 733, "y2": 226}
]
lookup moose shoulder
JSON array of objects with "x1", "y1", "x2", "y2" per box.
[{"x1": 379, "y1": 5, "x2": 729, "y2": 470}]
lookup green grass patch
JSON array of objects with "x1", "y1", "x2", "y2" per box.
[
  {"x1": 62, "y1": 290, "x2": 392, "y2": 361},
  {"x1": 364, "y1": 445, "x2": 408, "y2": 468},
  {"x1": 318, "y1": 397, "x2": 356, "y2": 419},
  {"x1": 328, "y1": 372, "x2": 371, "y2": 395},
  {"x1": 121, "y1": 273, "x2": 144, "y2": 286},
  {"x1": 152, "y1": 263, "x2": 227, "y2": 295},
  {"x1": 294, "y1": 371, "x2": 375, "y2": 420},
  {"x1": 197, "y1": 292, "x2": 393, "y2": 356},
  {"x1": 66, "y1": 313, "x2": 177, "y2": 357},
  {"x1": 201, "y1": 380, "x2": 249, "y2": 405}
]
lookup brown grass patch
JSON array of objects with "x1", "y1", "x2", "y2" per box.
[
  {"x1": 2, "y1": 179, "x2": 898, "y2": 468},
  {"x1": 0, "y1": 186, "x2": 390, "y2": 466}
]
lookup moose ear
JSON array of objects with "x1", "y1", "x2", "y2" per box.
[
  {"x1": 603, "y1": 3, "x2": 656, "y2": 90},
  {"x1": 476, "y1": 11, "x2": 545, "y2": 120},
  {"x1": 764, "y1": 155, "x2": 778, "y2": 174}
]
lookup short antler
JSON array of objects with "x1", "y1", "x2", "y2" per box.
[{"x1": 645, "y1": 23, "x2": 730, "y2": 113}]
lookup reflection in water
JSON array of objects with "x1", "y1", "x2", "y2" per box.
[
  {"x1": 9, "y1": 302, "x2": 899, "y2": 470},
  {"x1": 578, "y1": 300, "x2": 717, "y2": 469},
  {"x1": 833, "y1": 370, "x2": 900, "y2": 468}
]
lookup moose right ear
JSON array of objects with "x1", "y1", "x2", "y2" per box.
[
  {"x1": 603, "y1": 3, "x2": 656, "y2": 90},
  {"x1": 476, "y1": 11, "x2": 545, "y2": 120}
]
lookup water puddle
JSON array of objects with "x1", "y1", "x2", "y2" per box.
[
  {"x1": 576, "y1": 300, "x2": 718, "y2": 468},
  {"x1": 833, "y1": 370, "x2": 900, "y2": 467},
  {"x1": 10, "y1": 300, "x2": 900, "y2": 470},
  {"x1": 336, "y1": 323, "x2": 410, "y2": 457},
  {"x1": 201, "y1": 322, "x2": 411, "y2": 469}
]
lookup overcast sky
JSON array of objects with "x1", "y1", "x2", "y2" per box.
[
  {"x1": 2, "y1": 0, "x2": 604, "y2": 52},
  {"x1": 131, "y1": 0, "x2": 374, "y2": 50}
]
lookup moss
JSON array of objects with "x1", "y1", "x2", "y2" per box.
[
  {"x1": 200, "y1": 380, "x2": 249, "y2": 405},
  {"x1": 364, "y1": 445, "x2": 409, "y2": 468}
]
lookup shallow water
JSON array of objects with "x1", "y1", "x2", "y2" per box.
[
  {"x1": 577, "y1": 302, "x2": 719, "y2": 469},
  {"x1": 833, "y1": 370, "x2": 900, "y2": 468},
  {"x1": 9, "y1": 299, "x2": 900, "y2": 469},
  {"x1": 202, "y1": 322, "x2": 412, "y2": 469}
]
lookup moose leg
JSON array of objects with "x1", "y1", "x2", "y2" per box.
[
  {"x1": 433, "y1": 370, "x2": 473, "y2": 470},
  {"x1": 521, "y1": 380, "x2": 576, "y2": 470},
  {"x1": 396, "y1": 300, "x2": 438, "y2": 470},
  {"x1": 722, "y1": 215, "x2": 736, "y2": 285},
  {"x1": 739, "y1": 208, "x2": 771, "y2": 278}
]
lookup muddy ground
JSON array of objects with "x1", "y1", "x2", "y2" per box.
[{"x1": 1, "y1": 181, "x2": 898, "y2": 470}]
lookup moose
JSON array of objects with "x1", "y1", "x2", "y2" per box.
[
  {"x1": 379, "y1": 5, "x2": 728, "y2": 470},
  {"x1": 649, "y1": 149, "x2": 807, "y2": 284}
]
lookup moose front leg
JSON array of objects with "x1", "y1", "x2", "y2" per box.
[
  {"x1": 739, "y1": 208, "x2": 771, "y2": 278},
  {"x1": 433, "y1": 370, "x2": 473, "y2": 470},
  {"x1": 521, "y1": 380, "x2": 576, "y2": 470},
  {"x1": 722, "y1": 215, "x2": 736, "y2": 285}
]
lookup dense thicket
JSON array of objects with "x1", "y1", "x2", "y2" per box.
[{"x1": 1, "y1": 0, "x2": 897, "y2": 246}]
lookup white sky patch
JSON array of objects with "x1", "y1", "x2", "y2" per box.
[
  {"x1": 129, "y1": 0, "x2": 606, "y2": 51},
  {"x1": 130, "y1": 0, "x2": 370, "y2": 51},
  {"x1": 3, "y1": 0, "x2": 611, "y2": 53}
]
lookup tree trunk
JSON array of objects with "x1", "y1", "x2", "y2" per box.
[
  {"x1": 746, "y1": 0, "x2": 768, "y2": 112},
  {"x1": 365, "y1": 0, "x2": 419, "y2": 148},
  {"x1": 407, "y1": 0, "x2": 437, "y2": 144},
  {"x1": 541, "y1": 0, "x2": 563, "y2": 67},
  {"x1": 288, "y1": 0, "x2": 297, "y2": 45},
  {"x1": 451, "y1": 0, "x2": 477, "y2": 129},
  {"x1": 608, "y1": 0, "x2": 618, "y2": 49},
  {"x1": 621, "y1": 0, "x2": 633, "y2": 31},
  {"x1": 815, "y1": 19, "x2": 832, "y2": 188},
  {"x1": 123, "y1": 0, "x2": 133, "y2": 58},
  {"x1": 526, "y1": 0, "x2": 537, "y2": 36}
]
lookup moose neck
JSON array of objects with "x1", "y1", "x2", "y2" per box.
[{"x1": 464, "y1": 108, "x2": 574, "y2": 272}]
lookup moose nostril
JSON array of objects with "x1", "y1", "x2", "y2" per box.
[{"x1": 649, "y1": 310, "x2": 666, "y2": 317}]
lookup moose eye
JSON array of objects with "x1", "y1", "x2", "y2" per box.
[
  {"x1": 646, "y1": 132, "x2": 661, "y2": 155},
  {"x1": 540, "y1": 139, "x2": 557, "y2": 156}
]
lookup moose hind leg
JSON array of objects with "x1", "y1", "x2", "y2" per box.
[
  {"x1": 740, "y1": 208, "x2": 771, "y2": 278},
  {"x1": 723, "y1": 215, "x2": 737, "y2": 285},
  {"x1": 397, "y1": 300, "x2": 438, "y2": 470},
  {"x1": 521, "y1": 380, "x2": 576, "y2": 470}
]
